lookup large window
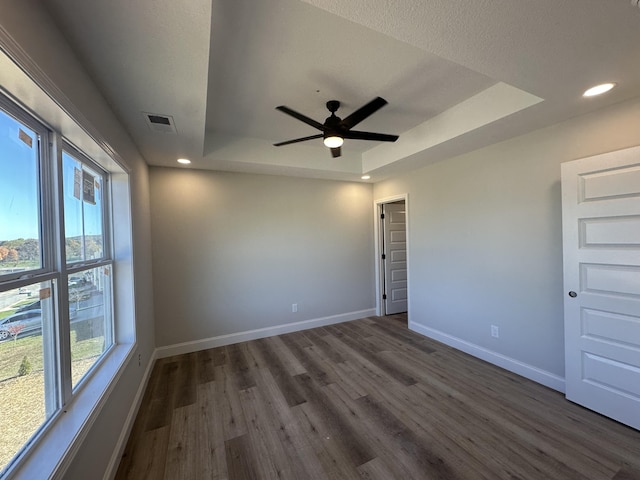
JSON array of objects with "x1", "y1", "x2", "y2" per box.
[{"x1": 0, "y1": 97, "x2": 114, "y2": 473}]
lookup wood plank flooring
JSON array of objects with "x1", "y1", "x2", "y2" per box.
[{"x1": 115, "y1": 314, "x2": 640, "y2": 479}]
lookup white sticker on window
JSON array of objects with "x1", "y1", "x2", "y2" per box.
[
  {"x1": 74, "y1": 167, "x2": 82, "y2": 200},
  {"x1": 83, "y1": 171, "x2": 96, "y2": 205}
]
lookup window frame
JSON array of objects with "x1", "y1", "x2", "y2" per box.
[
  {"x1": 60, "y1": 141, "x2": 112, "y2": 267},
  {"x1": 58, "y1": 140, "x2": 115, "y2": 398},
  {"x1": 0, "y1": 95, "x2": 54, "y2": 283},
  {"x1": 0, "y1": 92, "x2": 117, "y2": 477}
]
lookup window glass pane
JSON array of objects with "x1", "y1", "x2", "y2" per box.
[
  {"x1": 69, "y1": 265, "x2": 111, "y2": 388},
  {"x1": 62, "y1": 151, "x2": 104, "y2": 263},
  {"x1": 0, "y1": 282, "x2": 56, "y2": 472},
  {"x1": 0, "y1": 109, "x2": 42, "y2": 274}
]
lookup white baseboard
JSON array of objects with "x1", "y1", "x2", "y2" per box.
[
  {"x1": 409, "y1": 320, "x2": 565, "y2": 393},
  {"x1": 156, "y1": 309, "x2": 377, "y2": 359},
  {"x1": 103, "y1": 349, "x2": 158, "y2": 480}
]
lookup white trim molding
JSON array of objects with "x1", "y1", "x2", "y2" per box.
[
  {"x1": 409, "y1": 320, "x2": 566, "y2": 393},
  {"x1": 103, "y1": 349, "x2": 158, "y2": 480},
  {"x1": 0, "y1": 25, "x2": 129, "y2": 172},
  {"x1": 156, "y1": 309, "x2": 376, "y2": 359}
]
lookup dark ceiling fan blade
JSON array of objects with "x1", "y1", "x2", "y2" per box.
[
  {"x1": 342, "y1": 130, "x2": 399, "y2": 142},
  {"x1": 330, "y1": 146, "x2": 341, "y2": 158},
  {"x1": 275, "y1": 106, "x2": 326, "y2": 131},
  {"x1": 273, "y1": 133, "x2": 323, "y2": 146},
  {"x1": 340, "y1": 97, "x2": 388, "y2": 130}
]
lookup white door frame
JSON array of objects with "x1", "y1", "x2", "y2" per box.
[{"x1": 374, "y1": 193, "x2": 410, "y2": 316}]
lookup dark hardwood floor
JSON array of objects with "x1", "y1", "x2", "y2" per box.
[{"x1": 115, "y1": 314, "x2": 640, "y2": 479}]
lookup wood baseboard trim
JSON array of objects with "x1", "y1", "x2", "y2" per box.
[
  {"x1": 103, "y1": 349, "x2": 158, "y2": 480},
  {"x1": 409, "y1": 320, "x2": 565, "y2": 393},
  {"x1": 155, "y1": 309, "x2": 377, "y2": 359}
]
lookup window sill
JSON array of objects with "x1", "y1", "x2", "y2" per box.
[{"x1": 5, "y1": 342, "x2": 136, "y2": 480}]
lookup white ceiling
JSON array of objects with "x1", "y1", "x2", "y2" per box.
[{"x1": 45, "y1": 0, "x2": 640, "y2": 182}]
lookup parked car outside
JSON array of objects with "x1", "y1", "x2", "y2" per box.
[
  {"x1": 15, "y1": 300, "x2": 40, "y2": 313},
  {"x1": 0, "y1": 309, "x2": 42, "y2": 340}
]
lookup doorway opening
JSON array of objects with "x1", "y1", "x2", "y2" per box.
[{"x1": 375, "y1": 195, "x2": 409, "y2": 323}]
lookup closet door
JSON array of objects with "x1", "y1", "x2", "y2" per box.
[{"x1": 562, "y1": 146, "x2": 640, "y2": 430}]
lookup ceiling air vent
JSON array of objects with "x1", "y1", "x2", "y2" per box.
[{"x1": 143, "y1": 112, "x2": 177, "y2": 134}]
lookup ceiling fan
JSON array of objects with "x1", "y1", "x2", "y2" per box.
[{"x1": 273, "y1": 97, "x2": 399, "y2": 158}]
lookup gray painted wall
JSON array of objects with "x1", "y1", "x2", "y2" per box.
[
  {"x1": 150, "y1": 167, "x2": 375, "y2": 347},
  {"x1": 374, "y1": 97, "x2": 640, "y2": 379}
]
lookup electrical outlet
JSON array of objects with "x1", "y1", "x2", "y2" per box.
[
  {"x1": 292, "y1": 303, "x2": 298, "y2": 313},
  {"x1": 491, "y1": 325, "x2": 499, "y2": 338}
]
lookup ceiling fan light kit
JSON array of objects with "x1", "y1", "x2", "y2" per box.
[
  {"x1": 274, "y1": 97, "x2": 399, "y2": 157},
  {"x1": 323, "y1": 136, "x2": 343, "y2": 148}
]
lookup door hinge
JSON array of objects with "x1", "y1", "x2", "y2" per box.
[
  {"x1": 380, "y1": 213, "x2": 385, "y2": 219},
  {"x1": 383, "y1": 294, "x2": 387, "y2": 300},
  {"x1": 381, "y1": 253, "x2": 386, "y2": 260}
]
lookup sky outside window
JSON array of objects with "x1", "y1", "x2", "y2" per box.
[
  {"x1": 62, "y1": 151, "x2": 104, "y2": 263},
  {"x1": 0, "y1": 109, "x2": 42, "y2": 271}
]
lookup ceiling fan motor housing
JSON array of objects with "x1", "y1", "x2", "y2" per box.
[
  {"x1": 326, "y1": 100, "x2": 340, "y2": 113},
  {"x1": 324, "y1": 101, "x2": 342, "y2": 138}
]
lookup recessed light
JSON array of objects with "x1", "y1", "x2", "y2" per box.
[
  {"x1": 361, "y1": 175, "x2": 371, "y2": 180},
  {"x1": 583, "y1": 83, "x2": 616, "y2": 97},
  {"x1": 177, "y1": 158, "x2": 191, "y2": 165}
]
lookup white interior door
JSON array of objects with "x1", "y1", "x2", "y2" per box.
[
  {"x1": 561, "y1": 146, "x2": 640, "y2": 430},
  {"x1": 382, "y1": 202, "x2": 407, "y2": 315}
]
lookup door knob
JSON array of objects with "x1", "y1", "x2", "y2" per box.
[{"x1": 568, "y1": 291, "x2": 577, "y2": 298}]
